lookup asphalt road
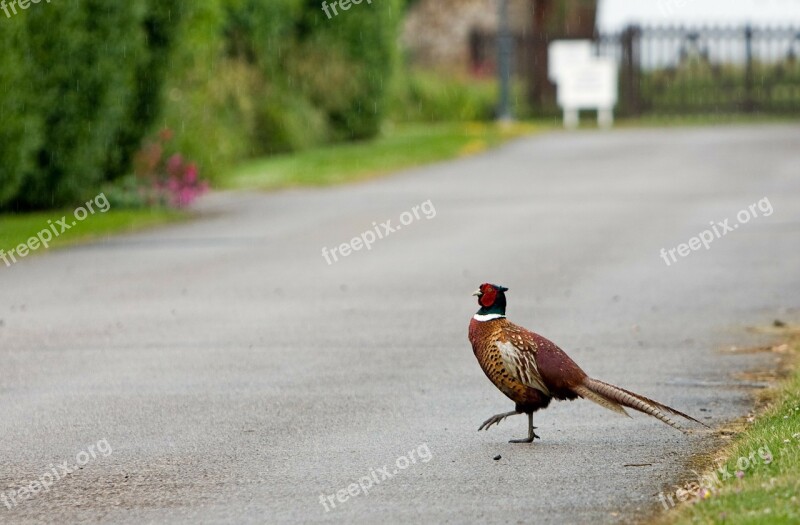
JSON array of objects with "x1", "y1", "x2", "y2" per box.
[{"x1": 1, "y1": 125, "x2": 799, "y2": 524}]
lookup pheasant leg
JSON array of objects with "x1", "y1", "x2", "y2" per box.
[
  {"x1": 478, "y1": 410, "x2": 519, "y2": 431},
  {"x1": 509, "y1": 412, "x2": 540, "y2": 443}
]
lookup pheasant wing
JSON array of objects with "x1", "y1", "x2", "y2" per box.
[{"x1": 495, "y1": 328, "x2": 551, "y2": 396}]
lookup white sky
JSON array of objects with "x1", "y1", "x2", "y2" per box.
[{"x1": 598, "y1": 0, "x2": 800, "y2": 31}]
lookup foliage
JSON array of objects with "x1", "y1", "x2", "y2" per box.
[
  {"x1": 662, "y1": 336, "x2": 800, "y2": 525},
  {"x1": 103, "y1": 0, "x2": 187, "y2": 181},
  {"x1": 0, "y1": 22, "x2": 40, "y2": 209},
  {"x1": 292, "y1": 0, "x2": 403, "y2": 139},
  {"x1": 106, "y1": 130, "x2": 208, "y2": 209},
  {"x1": 639, "y1": 60, "x2": 800, "y2": 114},
  {"x1": 391, "y1": 71, "x2": 499, "y2": 122},
  {"x1": 0, "y1": 208, "x2": 184, "y2": 254},
  {"x1": 0, "y1": 0, "x2": 429, "y2": 211},
  {"x1": 390, "y1": 70, "x2": 532, "y2": 122},
  {"x1": 0, "y1": 1, "x2": 184, "y2": 211},
  {"x1": 158, "y1": 0, "x2": 405, "y2": 181},
  {"x1": 226, "y1": 122, "x2": 540, "y2": 190}
]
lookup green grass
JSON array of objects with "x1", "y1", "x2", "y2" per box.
[
  {"x1": 225, "y1": 122, "x2": 541, "y2": 191},
  {"x1": 7, "y1": 114, "x2": 789, "y2": 259},
  {"x1": 0, "y1": 208, "x2": 184, "y2": 262},
  {"x1": 662, "y1": 333, "x2": 800, "y2": 524},
  {"x1": 1, "y1": 122, "x2": 537, "y2": 258}
]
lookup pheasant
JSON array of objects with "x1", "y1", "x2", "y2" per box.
[{"x1": 468, "y1": 283, "x2": 706, "y2": 443}]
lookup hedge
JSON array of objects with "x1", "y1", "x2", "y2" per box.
[{"x1": 0, "y1": 0, "x2": 405, "y2": 209}]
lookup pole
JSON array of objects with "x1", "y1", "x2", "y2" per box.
[
  {"x1": 744, "y1": 25, "x2": 754, "y2": 112},
  {"x1": 497, "y1": 0, "x2": 513, "y2": 121}
]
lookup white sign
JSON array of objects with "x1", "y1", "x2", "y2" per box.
[
  {"x1": 549, "y1": 40, "x2": 619, "y2": 129},
  {"x1": 556, "y1": 58, "x2": 618, "y2": 110},
  {"x1": 548, "y1": 40, "x2": 593, "y2": 83}
]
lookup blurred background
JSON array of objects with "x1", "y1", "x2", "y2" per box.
[
  {"x1": 1, "y1": 0, "x2": 800, "y2": 215},
  {"x1": 1, "y1": 4, "x2": 799, "y2": 522}
]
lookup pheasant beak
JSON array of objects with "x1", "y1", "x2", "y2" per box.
[{"x1": 472, "y1": 289, "x2": 482, "y2": 297}]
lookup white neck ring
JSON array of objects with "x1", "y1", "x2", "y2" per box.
[{"x1": 473, "y1": 313, "x2": 506, "y2": 321}]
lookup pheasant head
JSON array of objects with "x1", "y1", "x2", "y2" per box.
[{"x1": 472, "y1": 283, "x2": 509, "y2": 318}]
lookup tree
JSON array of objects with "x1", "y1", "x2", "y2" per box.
[{"x1": 527, "y1": 0, "x2": 598, "y2": 111}]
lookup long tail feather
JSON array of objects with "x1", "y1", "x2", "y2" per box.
[
  {"x1": 578, "y1": 378, "x2": 705, "y2": 434},
  {"x1": 573, "y1": 385, "x2": 631, "y2": 417},
  {"x1": 591, "y1": 379, "x2": 710, "y2": 428}
]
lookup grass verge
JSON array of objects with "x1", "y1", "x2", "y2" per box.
[
  {"x1": 0, "y1": 208, "x2": 185, "y2": 263},
  {"x1": 1, "y1": 122, "x2": 536, "y2": 259},
  {"x1": 225, "y1": 121, "x2": 541, "y2": 191},
  {"x1": 659, "y1": 329, "x2": 800, "y2": 524}
]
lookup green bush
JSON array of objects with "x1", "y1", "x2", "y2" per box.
[
  {"x1": 0, "y1": 1, "x2": 185, "y2": 211},
  {"x1": 157, "y1": 0, "x2": 300, "y2": 179},
  {"x1": 103, "y1": 0, "x2": 186, "y2": 181},
  {"x1": 0, "y1": 23, "x2": 41, "y2": 209},
  {"x1": 158, "y1": 0, "x2": 405, "y2": 178},
  {"x1": 159, "y1": 56, "x2": 259, "y2": 184},
  {"x1": 0, "y1": 0, "x2": 407, "y2": 209},
  {"x1": 13, "y1": 2, "x2": 145, "y2": 209},
  {"x1": 253, "y1": 88, "x2": 330, "y2": 155},
  {"x1": 391, "y1": 71, "x2": 499, "y2": 122},
  {"x1": 293, "y1": 0, "x2": 403, "y2": 139}
]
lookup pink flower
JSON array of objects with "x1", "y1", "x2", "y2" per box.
[
  {"x1": 134, "y1": 132, "x2": 208, "y2": 209},
  {"x1": 167, "y1": 154, "x2": 184, "y2": 177},
  {"x1": 735, "y1": 470, "x2": 745, "y2": 479},
  {"x1": 175, "y1": 188, "x2": 195, "y2": 208},
  {"x1": 184, "y1": 163, "x2": 198, "y2": 184}
]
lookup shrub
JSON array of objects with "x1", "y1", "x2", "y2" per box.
[
  {"x1": 252, "y1": 88, "x2": 330, "y2": 155},
  {"x1": 160, "y1": 0, "x2": 405, "y2": 173},
  {"x1": 106, "y1": 129, "x2": 208, "y2": 209},
  {"x1": 160, "y1": 56, "x2": 261, "y2": 184},
  {"x1": 1, "y1": 0, "x2": 406, "y2": 210},
  {"x1": 292, "y1": 0, "x2": 404, "y2": 139},
  {"x1": 0, "y1": 23, "x2": 41, "y2": 209},
  {"x1": 103, "y1": 0, "x2": 187, "y2": 181},
  {"x1": 0, "y1": 1, "x2": 185, "y2": 211},
  {"x1": 13, "y1": 2, "x2": 145, "y2": 209},
  {"x1": 391, "y1": 71, "x2": 499, "y2": 122}
]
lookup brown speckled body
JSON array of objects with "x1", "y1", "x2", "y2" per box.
[
  {"x1": 469, "y1": 317, "x2": 587, "y2": 413},
  {"x1": 468, "y1": 284, "x2": 704, "y2": 438}
]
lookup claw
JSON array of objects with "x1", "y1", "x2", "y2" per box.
[
  {"x1": 478, "y1": 411, "x2": 519, "y2": 431},
  {"x1": 508, "y1": 415, "x2": 540, "y2": 444},
  {"x1": 509, "y1": 430, "x2": 540, "y2": 443}
]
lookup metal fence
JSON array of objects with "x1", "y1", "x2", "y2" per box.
[{"x1": 597, "y1": 25, "x2": 800, "y2": 115}]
